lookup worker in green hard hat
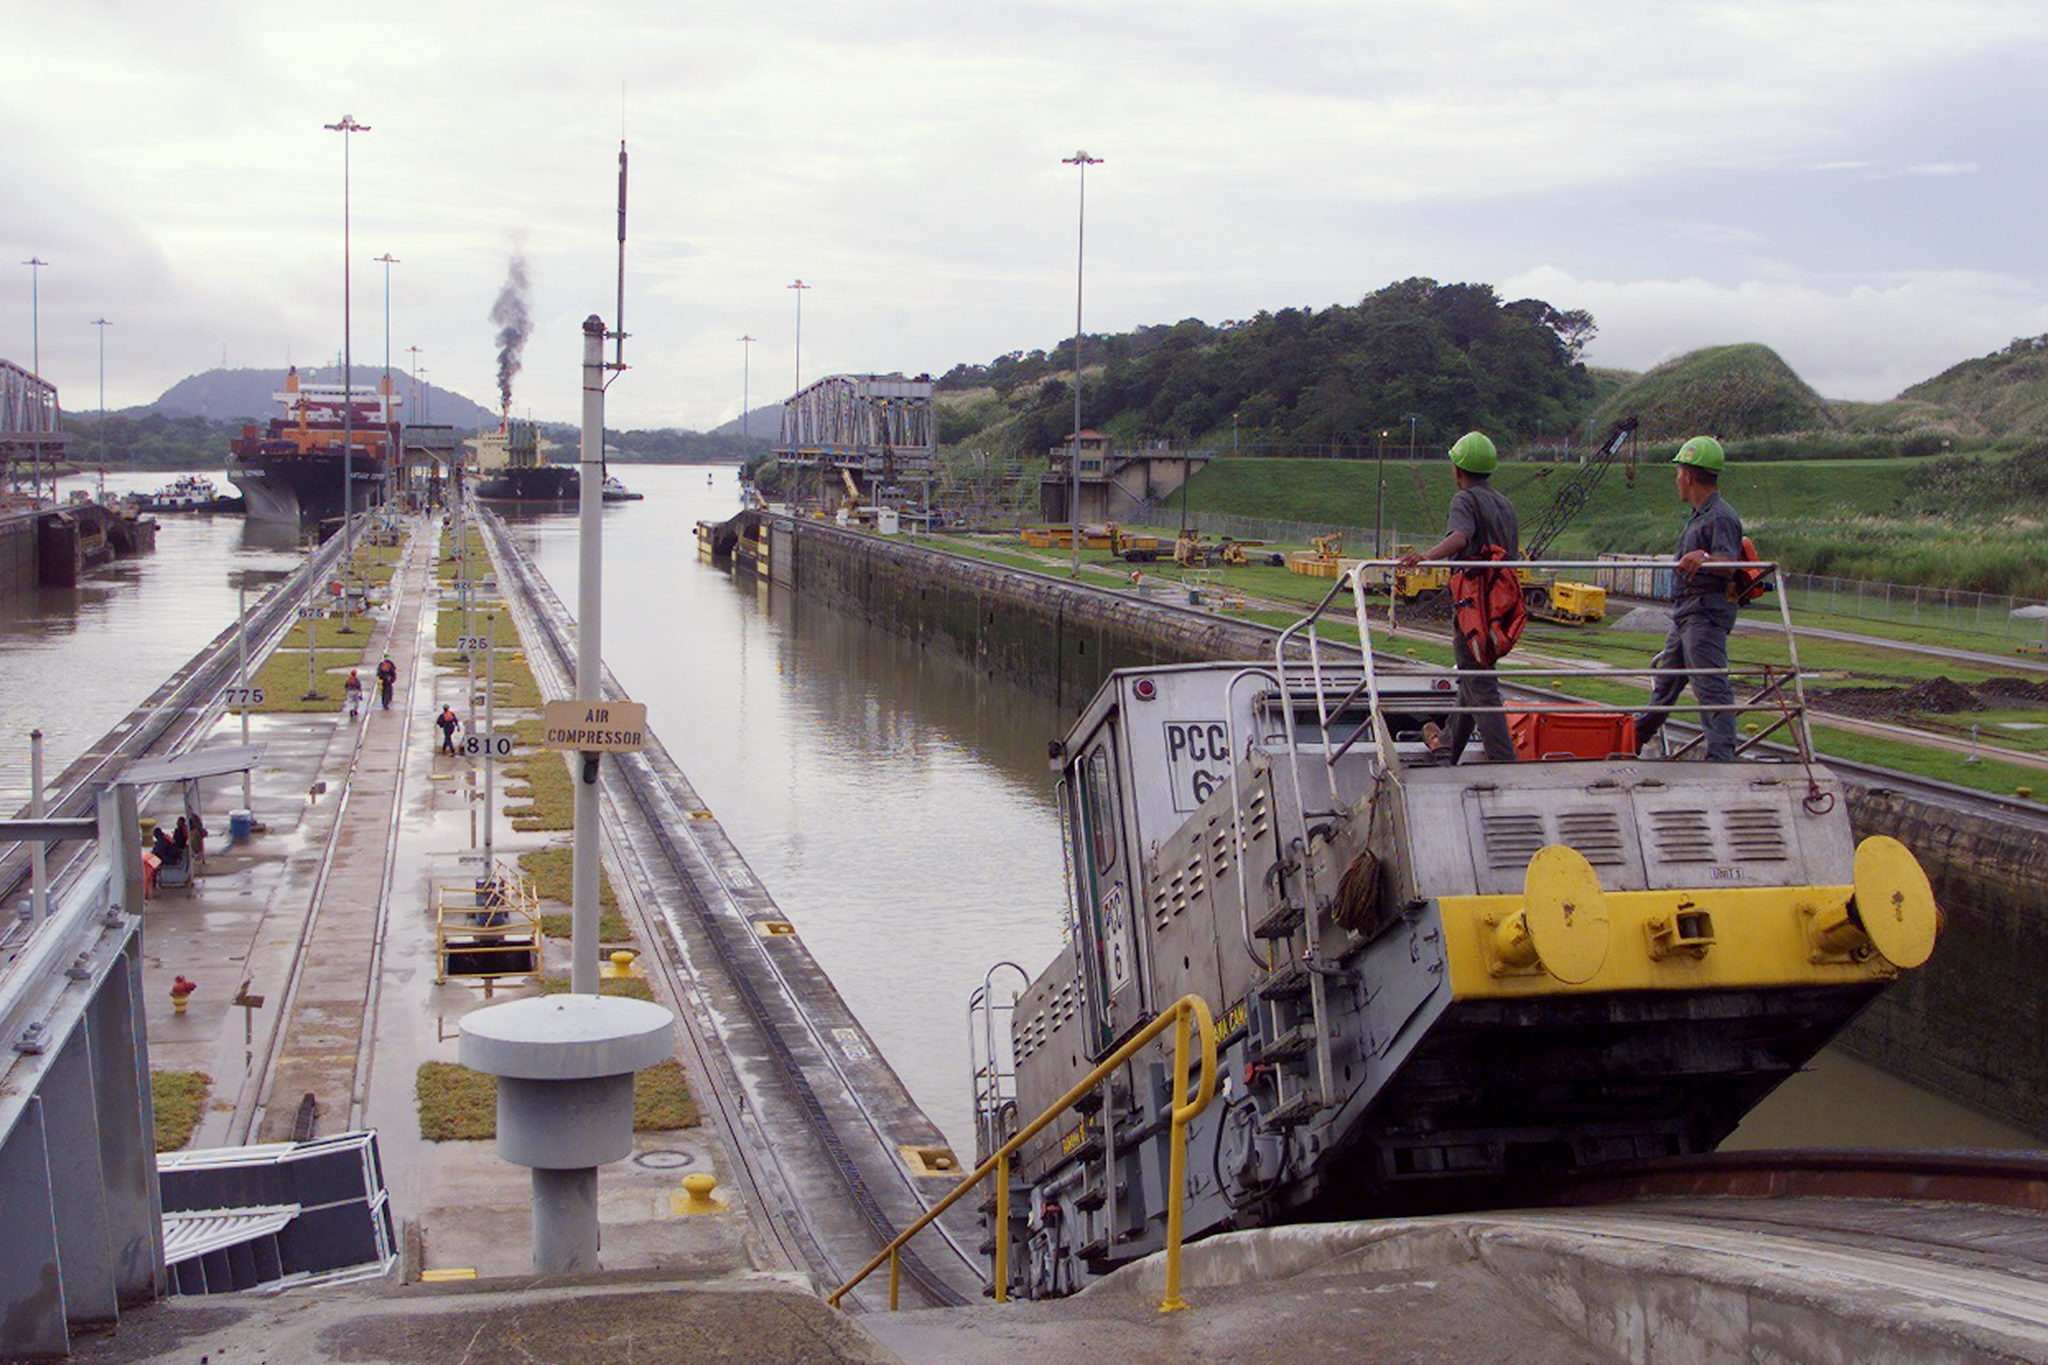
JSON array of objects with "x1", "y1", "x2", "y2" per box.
[
  {"x1": 1399, "y1": 431, "x2": 1520, "y2": 764},
  {"x1": 1634, "y1": 436, "x2": 1744, "y2": 761}
]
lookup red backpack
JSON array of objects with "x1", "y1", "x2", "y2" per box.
[
  {"x1": 1726, "y1": 535, "x2": 1772, "y2": 605},
  {"x1": 1452, "y1": 546, "x2": 1528, "y2": 666}
]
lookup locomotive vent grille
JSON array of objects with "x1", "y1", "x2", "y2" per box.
[
  {"x1": 1553, "y1": 810, "x2": 1627, "y2": 866},
  {"x1": 1051, "y1": 979, "x2": 1079, "y2": 1030},
  {"x1": 1244, "y1": 787, "x2": 1271, "y2": 842},
  {"x1": 1482, "y1": 813, "x2": 1547, "y2": 871},
  {"x1": 1017, "y1": 1009, "x2": 1047, "y2": 1061},
  {"x1": 1649, "y1": 809, "x2": 1716, "y2": 863},
  {"x1": 1723, "y1": 806, "x2": 1790, "y2": 860}
]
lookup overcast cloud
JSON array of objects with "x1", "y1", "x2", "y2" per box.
[{"x1": 3, "y1": 0, "x2": 2044, "y2": 429}]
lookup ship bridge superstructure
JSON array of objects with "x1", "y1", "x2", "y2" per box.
[{"x1": 776, "y1": 373, "x2": 936, "y2": 508}]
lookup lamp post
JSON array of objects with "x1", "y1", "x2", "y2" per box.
[
  {"x1": 375, "y1": 253, "x2": 398, "y2": 505},
  {"x1": 406, "y1": 344, "x2": 423, "y2": 422},
  {"x1": 1063, "y1": 150, "x2": 1101, "y2": 578},
  {"x1": 324, "y1": 114, "x2": 370, "y2": 626},
  {"x1": 738, "y1": 334, "x2": 755, "y2": 448},
  {"x1": 92, "y1": 318, "x2": 110, "y2": 472},
  {"x1": 787, "y1": 281, "x2": 810, "y2": 394},
  {"x1": 1375, "y1": 429, "x2": 1390, "y2": 556},
  {"x1": 22, "y1": 257, "x2": 48, "y2": 500}
]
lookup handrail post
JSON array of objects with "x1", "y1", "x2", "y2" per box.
[
  {"x1": 994, "y1": 1152, "x2": 1011, "y2": 1303},
  {"x1": 1159, "y1": 1002, "x2": 1194, "y2": 1313},
  {"x1": 888, "y1": 1250, "x2": 900, "y2": 1312}
]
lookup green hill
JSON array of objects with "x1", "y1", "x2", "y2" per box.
[
  {"x1": 1898, "y1": 335, "x2": 2048, "y2": 442},
  {"x1": 1591, "y1": 344, "x2": 1834, "y2": 442}
]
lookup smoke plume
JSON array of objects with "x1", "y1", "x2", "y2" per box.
[{"x1": 490, "y1": 254, "x2": 533, "y2": 416}]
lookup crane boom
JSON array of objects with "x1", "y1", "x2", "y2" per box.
[{"x1": 1521, "y1": 415, "x2": 1640, "y2": 560}]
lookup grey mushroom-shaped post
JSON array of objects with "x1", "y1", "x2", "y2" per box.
[{"x1": 458, "y1": 993, "x2": 675, "y2": 1272}]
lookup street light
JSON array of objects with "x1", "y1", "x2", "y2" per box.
[
  {"x1": 324, "y1": 114, "x2": 370, "y2": 627},
  {"x1": 406, "y1": 344, "x2": 423, "y2": 422},
  {"x1": 92, "y1": 318, "x2": 111, "y2": 472},
  {"x1": 738, "y1": 334, "x2": 755, "y2": 448},
  {"x1": 1375, "y1": 429, "x2": 1389, "y2": 555},
  {"x1": 22, "y1": 257, "x2": 48, "y2": 500},
  {"x1": 375, "y1": 253, "x2": 398, "y2": 504},
  {"x1": 1063, "y1": 150, "x2": 1102, "y2": 578},
  {"x1": 787, "y1": 281, "x2": 810, "y2": 394}
]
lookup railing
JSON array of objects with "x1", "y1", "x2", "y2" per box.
[
  {"x1": 1261, "y1": 557, "x2": 1814, "y2": 777},
  {"x1": 830, "y1": 993, "x2": 1219, "y2": 1315}
]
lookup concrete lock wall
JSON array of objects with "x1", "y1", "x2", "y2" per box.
[
  {"x1": 1842, "y1": 790, "x2": 2048, "y2": 1134},
  {"x1": 771, "y1": 517, "x2": 2048, "y2": 1137},
  {"x1": 0, "y1": 510, "x2": 40, "y2": 600}
]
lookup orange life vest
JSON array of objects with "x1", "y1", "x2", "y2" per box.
[{"x1": 1452, "y1": 545, "x2": 1528, "y2": 666}]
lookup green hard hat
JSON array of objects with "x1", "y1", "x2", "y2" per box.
[
  {"x1": 1673, "y1": 435, "x2": 1726, "y2": 472},
  {"x1": 1448, "y1": 431, "x2": 1498, "y2": 475}
]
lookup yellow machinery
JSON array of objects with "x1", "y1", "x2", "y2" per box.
[
  {"x1": 1104, "y1": 523, "x2": 1161, "y2": 562},
  {"x1": 435, "y1": 863, "x2": 544, "y2": 985},
  {"x1": 1535, "y1": 579, "x2": 1608, "y2": 624}
]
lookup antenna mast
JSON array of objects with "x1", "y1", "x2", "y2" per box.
[{"x1": 611, "y1": 141, "x2": 628, "y2": 378}]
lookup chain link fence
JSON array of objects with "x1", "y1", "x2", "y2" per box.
[{"x1": 1778, "y1": 572, "x2": 2048, "y2": 646}]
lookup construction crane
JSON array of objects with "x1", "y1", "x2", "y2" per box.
[{"x1": 1519, "y1": 415, "x2": 1640, "y2": 623}]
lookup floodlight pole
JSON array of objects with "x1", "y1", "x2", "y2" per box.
[
  {"x1": 738, "y1": 334, "x2": 755, "y2": 448},
  {"x1": 92, "y1": 318, "x2": 111, "y2": 472},
  {"x1": 1063, "y1": 151, "x2": 1101, "y2": 577},
  {"x1": 325, "y1": 114, "x2": 370, "y2": 629}
]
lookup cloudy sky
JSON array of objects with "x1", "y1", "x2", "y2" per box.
[{"x1": 4, "y1": 0, "x2": 2045, "y2": 431}]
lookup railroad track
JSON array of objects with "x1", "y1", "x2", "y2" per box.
[
  {"x1": 481, "y1": 511, "x2": 977, "y2": 1311},
  {"x1": 0, "y1": 531, "x2": 353, "y2": 941}
]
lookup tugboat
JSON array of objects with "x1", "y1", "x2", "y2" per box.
[
  {"x1": 974, "y1": 556, "x2": 1943, "y2": 1300},
  {"x1": 225, "y1": 367, "x2": 395, "y2": 525},
  {"x1": 601, "y1": 474, "x2": 643, "y2": 502},
  {"x1": 138, "y1": 475, "x2": 233, "y2": 512}
]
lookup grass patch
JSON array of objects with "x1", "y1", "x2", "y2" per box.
[
  {"x1": 250, "y1": 649, "x2": 364, "y2": 711},
  {"x1": 433, "y1": 646, "x2": 544, "y2": 709},
  {"x1": 438, "y1": 529, "x2": 491, "y2": 585},
  {"x1": 417, "y1": 1055, "x2": 696, "y2": 1141},
  {"x1": 518, "y1": 846, "x2": 619, "y2": 909},
  {"x1": 538, "y1": 910, "x2": 634, "y2": 943},
  {"x1": 504, "y1": 722, "x2": 574, "y2": 830},
  {"x1": 152, "y1": 1070, "x2": 210, "y2": 1152},
  {"x1": 540, "y1": 974, "x2": 655, "y2": 1001}
]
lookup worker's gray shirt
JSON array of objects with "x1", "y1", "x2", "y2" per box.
[
  {"x1": 1672, "y1": 492, "x2": 1743, "y2": 619},
  {"x1": 1446, "y1": 484, "x2": 1519, "y2": 558}
]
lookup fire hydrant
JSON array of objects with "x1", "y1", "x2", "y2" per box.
[{"x1": 170, "y1": 976, "x2": 197, "y2": 1016}]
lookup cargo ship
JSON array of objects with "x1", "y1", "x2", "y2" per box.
[
  {"x1": 473, "y1": 420, "x2": 576, "y2": 504},
  {"x1": 472, "y1": 419, "x2": 640, "y2": 503},
  {"x1": 225, "y1": 367, "x2": 396, "y2": 525}
]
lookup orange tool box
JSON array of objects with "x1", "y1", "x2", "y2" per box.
[{"x1": 1508, "y1": 708, "x2": 1637, "y2": 761}]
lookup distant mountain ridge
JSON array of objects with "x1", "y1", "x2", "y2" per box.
[{"x1": 151, "y1": 368, "x2": 497, "y2": 430}]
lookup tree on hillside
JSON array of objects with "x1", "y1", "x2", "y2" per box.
[{"x1": 936, "y1": 278, "x2": 1596, "y2": 458}]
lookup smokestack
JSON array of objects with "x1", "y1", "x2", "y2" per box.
[{"x1": 491, "y1": 254, "x2": 533, "y2": 417}]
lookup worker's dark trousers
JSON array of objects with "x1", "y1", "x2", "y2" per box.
[
  {"x1": 1446, "y1": 631, "x2": 1519, "y2": 764},
  {"x1": 1636, "y1": 604, "x2": 1738, "y2": 761}
]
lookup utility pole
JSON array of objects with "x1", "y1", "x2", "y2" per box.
[
  {"x1": 787, "y1": 281, "x2": 810, "y2": 395},
  {"x1": 22, "y1": 257, "x2": 48, "y2": 500},
  {"x1": 324, "y1": 114, "x2": 370, "y2": 630},
  {"x1": 1063, "y1": 150, "x2": 1102, "y2": 578},
  {"x1": 738, "y1": 334, "x2": 755, "y2": 449},
  {"x1": 92, "y1": 318, "x2": 111, "y2": 470}
]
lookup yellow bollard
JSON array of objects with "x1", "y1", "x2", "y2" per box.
[
  {"x1": 671, "y1": 1172, "x2": 722, "y2": 1215},
  {"x1": 601, "y1": 949, "x2": 642, "y2": 979}
]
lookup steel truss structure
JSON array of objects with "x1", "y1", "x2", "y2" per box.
[{"x1": 776, "y1": 374, "x2": 936, "y2": 505}]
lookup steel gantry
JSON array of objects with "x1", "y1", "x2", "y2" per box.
[
  {"x1": 775, "y1": 373, "x2": 936, "y2": 513},
  {"x1": 2, "y1": 359, "x2": 69, "y2": 501}
]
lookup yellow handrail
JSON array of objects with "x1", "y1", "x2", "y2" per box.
[{"x1": 829, "y1": 993, "x2": 1219, "y2": 1315}]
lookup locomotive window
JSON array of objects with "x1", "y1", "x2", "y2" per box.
[{"x1": 1083, "y1": 745, "x2": 1119, "y2": 873}]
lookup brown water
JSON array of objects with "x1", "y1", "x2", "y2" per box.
[{"x1": 0, "y1": 471, "x2": 306, "y2": 810}]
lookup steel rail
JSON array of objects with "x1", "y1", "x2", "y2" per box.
[{"x1": 482, "y1": 512, "x2": 976, "y2": 1309}]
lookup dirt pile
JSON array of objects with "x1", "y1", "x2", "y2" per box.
[{"x1": 1805, "y1": 674, "x2": 2048, "y2": 720}]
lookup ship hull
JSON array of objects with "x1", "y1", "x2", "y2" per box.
[
  {"x1": 476, "y1": 466, "x2": 580, "y2": 504},
  {"x1": 227, "y1": 451, "x2": 386, "y2": 525}
]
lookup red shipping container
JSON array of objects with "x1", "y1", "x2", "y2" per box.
[{"x1": 1508, "y1": 708, "x2": 1637, "y2": 761}]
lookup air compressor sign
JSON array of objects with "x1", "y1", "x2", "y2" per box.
[
  {"x1": 540, "y1": 699, "x2": 648, "y2": 753},
  {"x1": 1162, "y1": 719, "x2": 1231, "y2": 812}
]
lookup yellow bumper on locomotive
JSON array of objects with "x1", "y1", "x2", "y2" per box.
[{"x1": 1438, "y1": 837, "x2": 1940, "y2": 999}]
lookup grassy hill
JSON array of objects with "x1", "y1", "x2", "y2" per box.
[
  {"x1": 1591, "y1": 344, "x2": 1834, "y2": 442},
  {"x1": 1898, "y1": 335, "x2": 2048, "y2": 443}
]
